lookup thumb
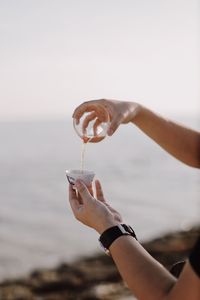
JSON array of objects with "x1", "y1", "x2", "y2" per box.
[{"x1": 75, "y1": 180, "x2": 92, "y2": 203}]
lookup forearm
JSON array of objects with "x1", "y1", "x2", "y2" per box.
[
  {"x1": 109, "y1": 235, "x2": 176, "y2": 300},
  {"x1": 70, "y1": 180, "x2": 200, "y2": 299},
  {"x1": 132, "y1": 105, "x2": 200, "y2": 168}
]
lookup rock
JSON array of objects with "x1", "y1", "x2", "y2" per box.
[
  {"x1": 0, "y1": 225, "x2": 199, "y2": 300},
  {"x1": 0, "y1": 284, "x2": 34, "y2": 300},
  {"x1": 143, "y1": 225, "x2": 200, "y2": 269},
  {"x1": 73, "y1": 254, "x2": 121, "y2": 284},
  {"x1": 29, "y1": 265, "x2": 85, "y2": 293}
]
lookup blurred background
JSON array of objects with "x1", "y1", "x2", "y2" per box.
[{"x1": 0, "y1": 0, "x2": 199, "y2": 280}]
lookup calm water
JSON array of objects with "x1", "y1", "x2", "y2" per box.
[{"x1": 0, "y1": 116, "x2": 199, "y2": 280}]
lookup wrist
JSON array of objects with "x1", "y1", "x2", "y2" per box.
[
  {"x1": 131, "y1": 104, "x2": 152, "y2": 127},
  {"x1": 95, "y1": 219, "x2": 121, "y2": 235},
  {"x1": 128, "y1": 102, "x2": 142, "y2": 124},
  {"x1": 99, "y1": 224, "x2": 137, "y2": 255}
]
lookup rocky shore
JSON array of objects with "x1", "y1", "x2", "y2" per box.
[{"x1": 0, "y1": 225, "x2": 199, "y2": 300}]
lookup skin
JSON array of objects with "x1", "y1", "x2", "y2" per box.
[
  {"x1": 73, "y1": 100, "x2": 140, "y2": 143},
  {"x1": 69, "y1": 180, "x2": 200, "y2": 300},
  {"x1": 73, "y1": 99, "x2": 200, "y2": 167},
  {"x1": 69, "y1": 99, "x2": 200, "y2": 299}
]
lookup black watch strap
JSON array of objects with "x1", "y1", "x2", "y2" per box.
[
  {"x1": 99, "y1": 224, "x2": 137, "y2": 255},
  {"x1": 189, "y1": 236, "x2": 200, "y2": 278}
]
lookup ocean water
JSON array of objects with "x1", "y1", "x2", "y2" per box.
[{"x1": 0, "y1": 116, "x2": 199, "y2": 280}]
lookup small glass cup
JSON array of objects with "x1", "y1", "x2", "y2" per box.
[
  {"x1": 66, "y1": 169, "x2": 95, "y2": 187},
  {"x1": 73, "y1": 105, "x2": 110, "y2": 143}
]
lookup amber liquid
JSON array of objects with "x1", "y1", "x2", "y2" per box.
[{"x1": 80, "y1": 138, "x2": 92, "y2": 173}]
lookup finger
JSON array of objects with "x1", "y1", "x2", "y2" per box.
[
  {"x1": 82, "y1": 112, "x2": 96, "y2": 134},
  {"x1": 68, "y1": 185, "x2": 82, "y2": 213},
  {"x1": 73, "y1": 100, "x2": 108, "y2": 125},
  {"x1": 87, "y1": 183, "x2": 94, "y2": 197},
  {"x1": 75, "y1": 180, "x2": 92, "y2": 203},
  {"x1": 96, "y1": 105, "x2": 108, "y2": 122},
  {"x1": 77, "y1": 191, "x2": 83, "y2": 204},
  {"x1": 69, "y1": 196, "x2": 82, "y2": 213},
  {"x1": 72, "y1": 101, "x2": 100, "y2": 124},
  {"x1": 69, "y1": 184, "x2": 83, "y2": 204},
  {"x1": 77, "y1": 183, "x2": 93, "y2": 203},
  {"x1": 95, "y1": 180, "x2": 106, "y2": 203},
  {"x1": 93, "y1": 118, "x2": 102, "y2": 136},
  {"x1": 69, "y1": 184, "x2": 77, "y2": 200},
  {"x1": 107, "y1": 113, "x2": 123, "y2": 136}
]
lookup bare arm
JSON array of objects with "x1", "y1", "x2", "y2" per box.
[
  {"x1": 68, "y1": 180, "x2": 200, "y2": 300},
  {"x1": 73, "y1": 99, "x2": 200, "y2": 168},
  {"x1": 132, "y1": 106, "x2": 200, "y2": 168},
  {"x1": 109, "y1": 235, "x2": 200, "y2": 300}
]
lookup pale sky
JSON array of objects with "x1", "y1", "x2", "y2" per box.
[{"x1": 0, "y1": 0, "x2": 199, "y2": 120}]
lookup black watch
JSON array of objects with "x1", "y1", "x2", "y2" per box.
[{"x1": 99, "y1": 224, "x2": 137, "y2": 255}]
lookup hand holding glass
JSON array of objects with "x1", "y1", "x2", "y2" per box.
[{"x1": 73, "y1": 105, "x2": 110, "y2": 143}]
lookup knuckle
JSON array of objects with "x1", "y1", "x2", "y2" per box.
[
  {"x1": 83, "y1": 100, "x2": 95, "y2": 106},
  {"x1": 117, "y1": 111, "x2": 124, "y2": 120}
]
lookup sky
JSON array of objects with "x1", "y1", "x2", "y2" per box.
[{"x1": 0, "y1": 0, "x2": 199, "y2": 121}]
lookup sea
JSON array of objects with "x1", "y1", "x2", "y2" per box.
[{"x1": 0, "y1": 116, "x2": 199, "y2": 280}]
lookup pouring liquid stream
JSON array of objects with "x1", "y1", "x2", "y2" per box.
[{"x1": 80, "y1": 137, "x2": 92, "y2": 173}]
